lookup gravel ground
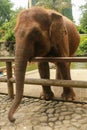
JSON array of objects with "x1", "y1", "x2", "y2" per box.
[{"x1": 0, "y1": 95, "x2": 87, "y2": 130}]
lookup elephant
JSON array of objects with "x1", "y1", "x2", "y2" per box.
[{"x1": 8, "y1": 7, "x2": 80, "y2": 122}]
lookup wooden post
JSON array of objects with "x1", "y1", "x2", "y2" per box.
[{"x1": 6, "y1": 62, "x2": 14, "y2": 98}]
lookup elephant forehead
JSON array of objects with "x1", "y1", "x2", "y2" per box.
[{"x1": 17, "y1": 9, "x2": 51, "y2": 30}]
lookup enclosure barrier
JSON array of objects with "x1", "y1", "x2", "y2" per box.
[{"x1": 0, "y1": 57, "x2": 87, "y2": 99}]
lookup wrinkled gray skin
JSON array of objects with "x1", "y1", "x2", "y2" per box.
[{"x1": 8, "y1": 7, "x2": 80, "y2": 122}]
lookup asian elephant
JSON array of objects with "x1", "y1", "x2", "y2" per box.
[{"x1": 8, "y1": 7, "x2": 80, "y2": 122}]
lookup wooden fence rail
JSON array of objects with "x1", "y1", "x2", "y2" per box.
[
  {"x1": 0, "y1": 77, "x2": 87, "y2": 88},
  {"x1": 0, "y1": 57, "x2": 87, "y2": 99}
]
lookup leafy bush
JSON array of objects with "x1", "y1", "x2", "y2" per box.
[
  {"x1": 0, "y1": 16, "x2": 16, "y2": 55},
  {"x1": 80, "y1": 35, "x2": 87, "y2": 42},
  {"x1": 76, "y1": 38, "x2": 87, "y2": 56},
  {"x1": 80, "y1": 39, "x2": 87, "y2": 53},
  {"x1": 0, "y1": 7, "x2": 24, "y2": 42},
  {"x1": 77, "y1": 25, "x2": 86, "y2": 34},
  {"x1": 0, "y1": 18, "x2": 16, "y2": 41},
  {"x1": 4, "y1": 29, "x2": 15, "y2": 41}
]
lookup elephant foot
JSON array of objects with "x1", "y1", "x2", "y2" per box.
[
  {"x1": 40, "y1": 91, "x2": 54, "y2": 100},
  {"x1": 61, "y1": 88, "x2": 75, "y2": 100}
]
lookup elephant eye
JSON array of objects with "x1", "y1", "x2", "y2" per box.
[{"x1": 63, "y1": 27, "x2": 67, "y2": 35}]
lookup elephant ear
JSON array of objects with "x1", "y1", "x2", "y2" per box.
[
  {"x1": 50, "y1": 12, "x2": 67, "y2": 45},
  {"x1": 50, "y1": 12, "x2": 69, "y2": 56}
]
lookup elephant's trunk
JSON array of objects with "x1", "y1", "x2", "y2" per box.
[{"x1": 8, "y1": 48, "x2": 28, "y2": 122}]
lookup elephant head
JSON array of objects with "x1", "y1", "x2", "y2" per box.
[{"x1": 8, "y1": 7, "x2": 80, "y2": 122}]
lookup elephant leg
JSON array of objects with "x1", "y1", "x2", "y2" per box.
[
  {"x1": 56, "y1": 64, "x2": 62, "y2": 79},
  {"x1": 38, "y1": 62, "x2": 54, "y2": 100},
  {"x1": 56, "y1": 63, "x2": 75, "y2": 100}
]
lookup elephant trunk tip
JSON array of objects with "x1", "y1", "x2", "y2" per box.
[
  {"x1": 8, "y1": 114, "x2": 16, "y2": 122},
  {"x1": 8, "y1": 110, "x2": 16, "y2": 122}
]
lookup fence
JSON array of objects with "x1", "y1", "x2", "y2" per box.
[{"x1": 0, "y1": 57, "x2": 87, "y2": 99}]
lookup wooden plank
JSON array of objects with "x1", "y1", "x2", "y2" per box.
[
  {"x1": 25, "y1": 78, "x2": 87, "y2": 88},
  {"x1": 10, "y1": 78, "x2": 87, "y2": 88},
  {"x1": 0, "y1": 57, "x2": 87, "y2": 62},
  {"x1": 0, "y1": 77, "x2": 87, "y2": 88},
  {"x1": 33, "y1": 57, "x2": 87, "y2": 62},
  {"x1": 0, "y1": 57, "x2": 14, "y2": 62}
]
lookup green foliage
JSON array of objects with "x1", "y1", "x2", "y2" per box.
[
  {"x1": 26, "y1": 63, "x2": 37, "y2": 71},
  {"x1": 80, "y1": 2, "x2": 87, "y2": 33},
  {"x1": 0, "y1": 4, "x2": 24, "y2": 55},
  {"x1": 0, "y1": 7, "x2": 23, "y2": 42},
  {"x1": 0, "y1": 62, "x2": 5, "y2": 67},
  {"x1": 35, "y1": 0, "x2": 55, "y2": 9},
  {"x1": 80, "y1": 12, "x2": 87, "y2": 33},
  {"x1": 0, "y1": 18, "x2": 16, "y2": 55},
  {"x1": 62, "y1": 7, "x2": 73, "y2": 20},
  {"x1": 61, "y1": 0, "x2": 73, "y2": 20},
  {"x1": 77, "y1": 25, "x2": 86, "y2": 34},
  {"x1": 34, "y1": 0, "x2": 73, "y2": 20},
  {"x1": 76, "y1": 36, "x2": 87, "y2": 56},
  {"x1": 80, "y1": 35, "x2": 87, "y2": 42},
  {"x1": 79, "y1": 39, "x2": 87, "y2": 53},
  {"x1": 0, "y1": 0, "x2": 13, "y2": 26},
  {"x1": 0, "y1": 18, "x2": 16, "y2": 41}
]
